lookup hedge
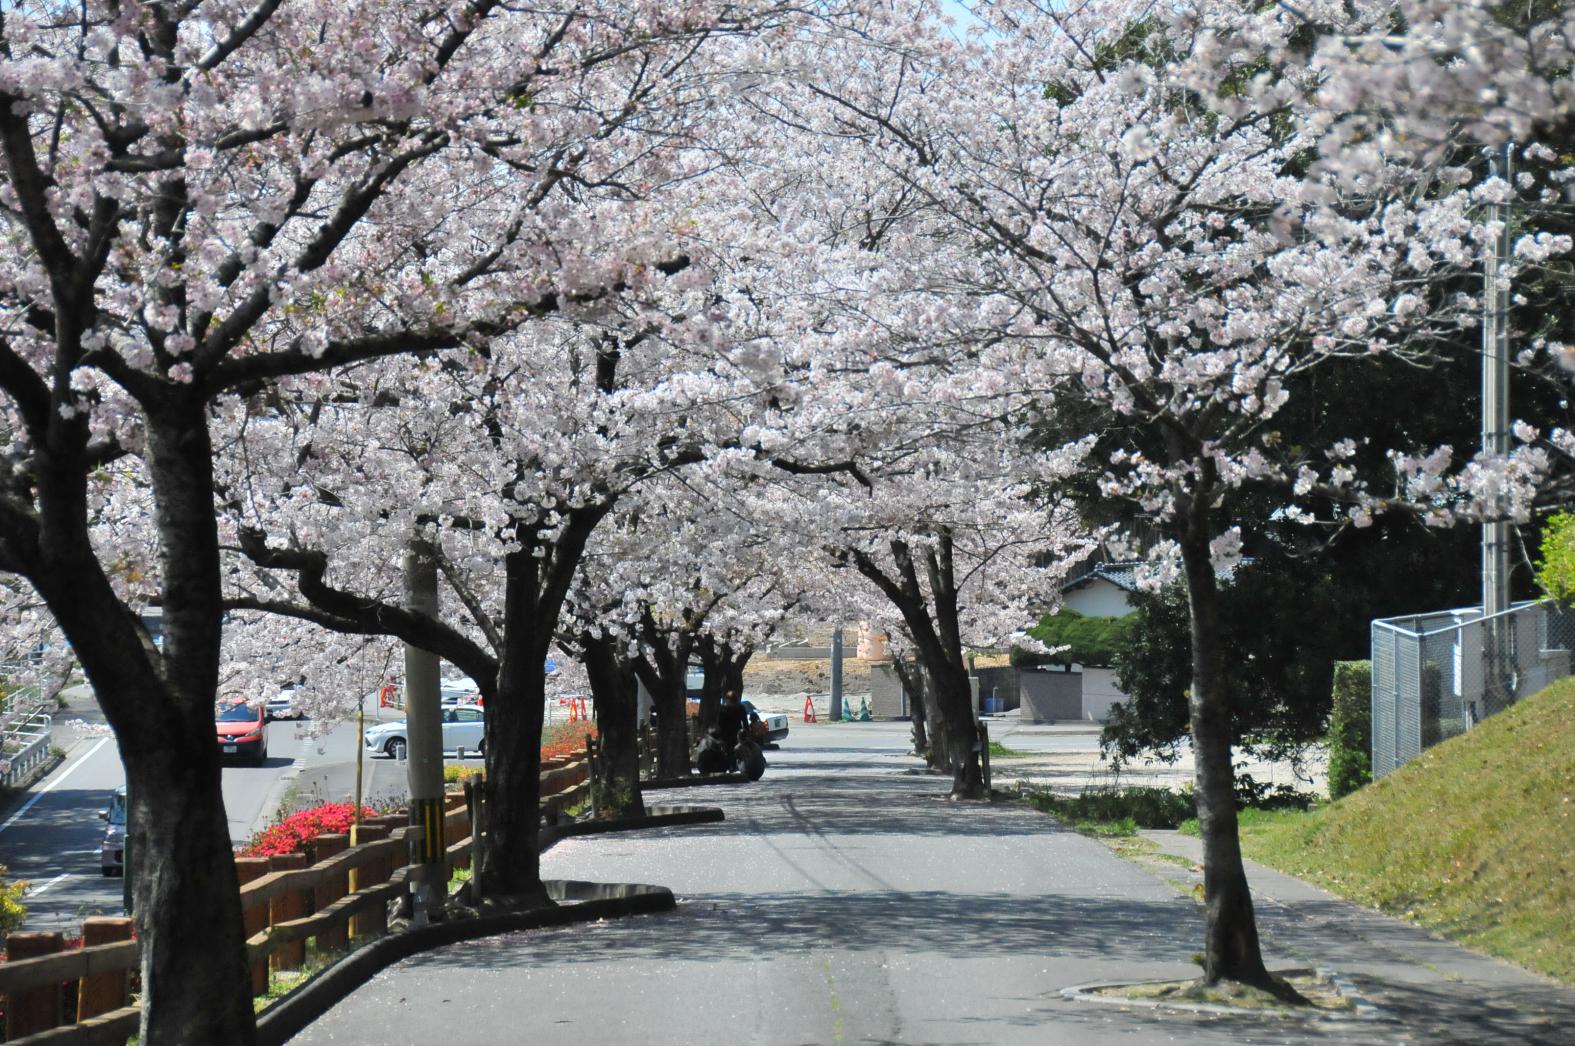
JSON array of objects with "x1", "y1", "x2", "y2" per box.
[{"x1": 1326, "y1": 659, "x2": 1372, "y2": 800}]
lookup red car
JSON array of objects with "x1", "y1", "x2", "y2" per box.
[{"x1": 216, "y1": 699, "x2": 269, "y2": 765}]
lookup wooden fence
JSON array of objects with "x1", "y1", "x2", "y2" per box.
[{"x1": 0, "y1": 754, "x2": 590, "y2": 1044}]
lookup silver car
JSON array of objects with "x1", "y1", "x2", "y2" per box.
[
  {"x1": 364, "y1": 703, "x2": 486, "y2": 758},
  {"x1": 99, "y1": 786, "x2": 126, "y2": 876}
]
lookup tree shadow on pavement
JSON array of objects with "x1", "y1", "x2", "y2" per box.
[{"x1": 415, "y1": 888, "x2": 1201, "y2": 968}]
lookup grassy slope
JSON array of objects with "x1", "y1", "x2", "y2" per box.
[{"x1": 1238, "y1": 678, "x2": 1574, "y2": 984}]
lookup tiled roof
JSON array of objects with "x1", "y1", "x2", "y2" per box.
[{"x1": 1062, "y1": 561, "x2": 1143, "y2": 593}]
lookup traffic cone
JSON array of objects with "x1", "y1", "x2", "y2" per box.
[
  {"x1": 858, "y1": 696, "x2": 872, "y2": 722},
  {"x1": 803, "y1": 695, "x2": 817, "y2": 723}
]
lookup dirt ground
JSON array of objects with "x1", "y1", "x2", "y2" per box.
[
  {"x1": 743, "y1": 653, "x2": 1011, "y2": 698},
  {"x1": 743, "y1": 657, "x2": 875, "y2": 696}
]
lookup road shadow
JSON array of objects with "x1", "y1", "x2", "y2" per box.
[
  {"x1": 413, "y1": 888, "x2": 1199, "y2": 968},
  {"x1": 221, "y1": 754, "x2": 293, "y2": 770},
  {"x1": 626, "y1": 769, "x2": 1078, "y2": 841}
]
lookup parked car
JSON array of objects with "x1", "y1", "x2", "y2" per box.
[
  {"x1": 216, "y1": 698, "x2": 269, "y2": 765},
  {"x1": 439, "y1": 676, "x2": 481, "y2": 707},
  {"x1": 266, "y1": 683, "x2": 305, "y2": 721},
  {"x1": 364, "y1": 703, "x2": 485, "y2": 758},
  {"x1": 744, "y1": 700, "x2": 790, "y2": 743},
  {"x1": 98, "y1": 786, "x2": 126, "y2": 877}
]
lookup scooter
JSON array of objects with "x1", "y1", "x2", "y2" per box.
[{"x1": 694, "y1": 728, "x2": 768, "y2": 781}]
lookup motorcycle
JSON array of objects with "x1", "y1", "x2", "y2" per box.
[{"x1": 694, "y1": 727, "x2": 768, "y2": 781}]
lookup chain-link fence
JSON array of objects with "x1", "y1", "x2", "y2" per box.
[{"x1": 1371, "y1": 600, "x2": 1575, "y2": 777}]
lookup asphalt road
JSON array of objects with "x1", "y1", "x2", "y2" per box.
[
  {"x1": 296, "y1": 722, "x2": 1330, "y2": 1046},
  {"x1": 0, "y1": 698, "x2": 416, "y2": 934}
]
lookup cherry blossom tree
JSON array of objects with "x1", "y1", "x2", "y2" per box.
[
  {"x1": 751, "y1": 0, "x2": 1504, "y2": 991},
  {"x1": 0, "y1": 1, "x2": 809, "y2": 1038}
]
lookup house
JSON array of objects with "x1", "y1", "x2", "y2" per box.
[{"x1": 1018, "y1": 562, "x2": 1143, "y2": 723}]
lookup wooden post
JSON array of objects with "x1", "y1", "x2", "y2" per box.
[
  {"x1": 268, "y1": 852, "x2": 309, "y2": 971},
  {"x1": 313, "y1": 833, "x2": 350, "y2": 953},
  {"x1": 75, "y1": 917, "x2": 135, "y2": 1021},
  {"x1": 235, "y1": 855, "x2": 271, "y2": 995},
  {"x1": 350, "y1": 825, "x2": 391, "y2": 938},
  {"x1": 4, "y1": 931, "x2": 64, "y2": 1038}
]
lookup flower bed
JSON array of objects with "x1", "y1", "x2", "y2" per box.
[
  {"x1": 541, "y1": 721, "x2": 595, "y2": 762},
  {"x1": 239, "y1": 802, "x2": 376, "y2": 859}
]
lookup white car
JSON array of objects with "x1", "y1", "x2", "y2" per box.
[
  {"x1": 439, "y1": 676, "x2": 481, "y2": 707},
  {"x1": 752, "y1": 706, "x2": 790, "y2": 743},
  {"x1": 265, "y1": 684, "x2": 305, "y2": 721},
  {"x1": 364, "y1": 703, "x2": 485, "y2": 758}
]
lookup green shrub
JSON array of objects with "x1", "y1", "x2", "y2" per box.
[
  {"x1": 0, "y1": 865, "x2": 26, "y2": 936},
  {"x1": 1420, "y1": 659, "x2": 1446, "y2": 748},
  {"x1": 1013, "y1": 609, "x2": 1136, "y2": 668},
  {"x1": 1536, "y1": 511, "x2": 1575, "y2": 605},
  {"x1": 1326, "y1": 660, "x2": 1372, "y2": 800},
  {"x1": 1021, "y1": 784, "x2": 1194, "y2": 829}
]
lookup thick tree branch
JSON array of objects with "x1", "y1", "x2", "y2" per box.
[{"x1": 232, "y1": 528, "x2": 496, "y2": 683}]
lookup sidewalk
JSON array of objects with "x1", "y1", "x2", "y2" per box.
[{"x1": 1138, "y1": 829, "x2": 1575, "y2": 1043}]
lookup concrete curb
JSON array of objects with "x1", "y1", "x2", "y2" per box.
[
  {"x1": 1060, "y1": 967, "x2": 1392, "y2": 1022},
  {"x1": 641, "y1": 773, "x2": 748, "y2": 790},
  {"x1": 256, "y1": 879, "x2": 674, "y2": 1046},
  {"x1": 542, "y1": 805, "x2": 724, "y2": 850}
]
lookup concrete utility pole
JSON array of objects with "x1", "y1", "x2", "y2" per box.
[
  {"x1": 403, "y1": 541, "x2": 445, "y2": 923},
  {"x1": 1482, "y1": 144, "x2": 1513, "y2": 622},
  {"x1": 829, "y1": 623, "x2": 844, "y2": 722},
  {"x1": 1481, "y1": 144, "x2": 1514, "y2": 722}
]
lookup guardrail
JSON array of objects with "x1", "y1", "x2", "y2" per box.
[
  {"x1": 0, "y1": 713, "x2": 53, "y2": 791},
  {"x1": 0, "y1": 752, "x2": 590, "y2": 1043}
]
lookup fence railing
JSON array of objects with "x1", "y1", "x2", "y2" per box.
[
  {"x1": 1371, "y1": 599, "x2": 1575, "y2": 777},
  {"x1": 0, "y1": 714, "x2": 52, "y2": 791},
  {"x1": 0, "y1": 752, "x2": 590, "y2": 1044}
]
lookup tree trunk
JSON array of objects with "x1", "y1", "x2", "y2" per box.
[
  {"x1": 583, "y1": 632, "x2": 645, "y2": 818},
  {"x1": 892, "y1": 658, "x2": 931, "y2": 760},
  {"x1": 640, "y1": 663, "x2": 691, "y2": 779},
  {"x1": 926, "y1": 654, "x2": 984, "y2": 798},
  {"x1": 697, "y1": 638, "x2": 753, "y2": 735},
  {"x1": 124, "y1": 741, "x2": 257, "y2": 1045},
  {"x1": 723, "y1": 648, "x2": 751, "y2": 709},
  {"x1": 480, "y1": 551, "x2": 549, "y2": 905},
  {"x1": 695, "y1": 637, "x2": 726, "y2": 734},
  {"x1": 633, "y1": 621, "x2": 695, "y2": 779},
  {"x1": 1179, "y1": 519, "x2": 1272, "y2": 988},
  {"x1": 44, "y1": 406, "x2": 257, "y2": 1046},
  {"x1": 919, "y1": 666, "x2": 950, "y2": 769}
]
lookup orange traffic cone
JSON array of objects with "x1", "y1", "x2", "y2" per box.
[{"x1": 803, "y1": 695, "x2": 817, "y2": 723}]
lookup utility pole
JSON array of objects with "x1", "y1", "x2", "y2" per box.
[
  {"x1": 403, "y1": 541, "x2": 445, "y2": 923},
  {"x1": 829, "y1": 623, "x2": 844, "y2": 722},
  {"x1": 1481, "y1": 143, "x2": 1514, "y2": 721}
]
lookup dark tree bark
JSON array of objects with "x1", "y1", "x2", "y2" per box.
[
  {"x1": 890, "y1": 657, "x2": 931, "y2": 761},
  {"x1": 694, "y1": 634, "x2": 753, "y2": 733},
  {"x1": 581, "y1": 629, "x2": 645, "y2": 818},
  {"x1": 851, "y1": 532, "x2": 983, "y2": 798},
  {"x1": 13, "y1": 402, "x2": 259, "y2": 1046},
  {"x1": 694, "y1": 636, "x2": 727, "y2": 734},
  {"x1": 233, "y1": 501, "x2": 611, "y2": 903},
  {"x1": 632, "y1": 616, "x2": 696, "y2": 779},
  {"x1": 1175, "y1": 462, "x2": 1273, "y2": 989}
]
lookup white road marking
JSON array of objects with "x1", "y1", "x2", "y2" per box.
[
  {"x1": 0, "y1": 737, "x2": 113, "y2": 837},
  {"x1": 27, "y1": 872, "x2": 72, "y2": 896}
]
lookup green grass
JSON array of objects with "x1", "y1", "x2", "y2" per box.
[
  {"x1": 987, "y1": 740, "x2": 1029, "y2": 758},
  {"x1": 1228, "y1": 679, "x2": 1575, "y2": 984},
  {"x1": 1020, "y1": 784, "x2": 1195, "y2": 830},
  {"x1": 1177, "y1": 806, "x2": 1302, "y2": 838}
]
